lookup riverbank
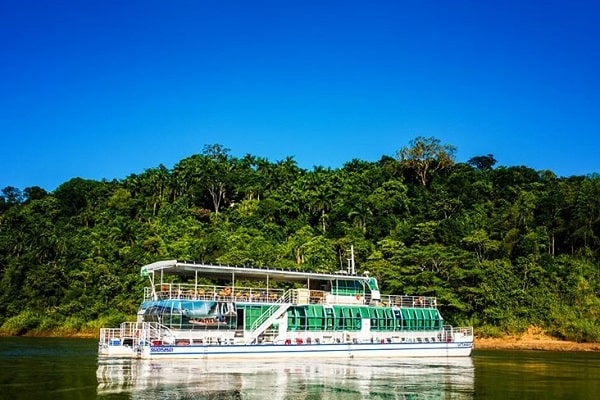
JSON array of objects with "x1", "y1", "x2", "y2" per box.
[{"x1": 475, "y1": 327, "x2": 600, "y2": 352}]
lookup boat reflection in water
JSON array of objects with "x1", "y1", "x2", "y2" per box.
[{"x1": 97, "y1": 356, "x2": 474, "y2": 399}]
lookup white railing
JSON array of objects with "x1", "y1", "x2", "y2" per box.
[
  {"x1": 137, "y1": 322, "x2": 175, "y2": 345},
  {"x1": 249, "y1": 290, "x2": 294, "y2": 335},
  {"x1": 144, "y1": 283, "x2": 285, "y2": 303},
  {"x1": 378, "y1": 295, "x2": 437, "y2": 308},
  {"x1": 438, "y1": 325, "x2": 473, "y2": 342},
  {"x1": 99, "y1": 321, "x2": 140, "y2": 345},
  {"x1": 144, "y1": 283, "x2": 437, "y2": 309}
]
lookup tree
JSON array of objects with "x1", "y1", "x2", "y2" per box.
[
  {"x1": 23, "y1": 186, "x2": 48, "y2": 202},
  {"x1": 203, "y1": 144, "x2": 233, "y2": 214},
  {"x1": 462, "y1": 229, "x2": 501, "y2": 264},
  {"x1": 1, "y1": 186, "x2": 23, "y2": 207},
  {"x1": 297, "y1": 166, "x2": 336, "y2": 233},
  {"x1": 397, "y1": 136, "x2": 456, "y2": 186},
  {"x1": 141, "y1": 164, "x2": 171, "y2": 217},
  {"x1": 170, "y1": 144, "x2": 234, "y2": 214},
  {"x1": 468, "y1": 154, "x2": 497, "y2": 171}
]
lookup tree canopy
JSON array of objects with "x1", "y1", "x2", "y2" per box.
[{"x1": 0, "y1": 138, "x2": 598, "y2": 342}]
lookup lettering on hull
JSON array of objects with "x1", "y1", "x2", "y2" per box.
[{"x1": 151, "y1": 346, "x2": 174, "y2": 353}]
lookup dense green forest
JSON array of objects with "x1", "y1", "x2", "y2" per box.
[{"x1": 0, "y1": 138, "x2": 598, "y2": 342}]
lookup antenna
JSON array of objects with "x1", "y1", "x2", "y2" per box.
[{"x1": 346, "y1": 245, "x2": 356, "y2": 275}]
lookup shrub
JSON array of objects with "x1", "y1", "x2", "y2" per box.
[{"x1": 0, "y1": 310, "x2": 40, "y2": 335}]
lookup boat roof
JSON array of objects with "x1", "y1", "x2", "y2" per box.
[{"x1": 141, "y1": 260, "x2": 370, "y2": 283}]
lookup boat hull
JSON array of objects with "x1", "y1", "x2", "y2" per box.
[
  {"x1": 138, "y1": 341, "x2": 472, "y2": 359},
  {"x1": 99, "y1": 344, "x2": 138, "y2": 357}
]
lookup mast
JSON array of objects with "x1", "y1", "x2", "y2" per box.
[{"x1": 348, "y1": 245, "x2": 356, "y2": 275}]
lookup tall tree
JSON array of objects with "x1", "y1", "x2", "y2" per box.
[
  {"x1": 203, "y1": 144, "x2": 233, "y2": 214},
  {"x1": 397, "y1": 136, "x2": 456, "y2": 186}
]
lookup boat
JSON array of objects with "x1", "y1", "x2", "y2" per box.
[{"x1": 98, "y1": 257, "x2": 473, "y2": 359}]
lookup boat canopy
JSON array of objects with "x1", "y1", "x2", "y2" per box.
[{"x1": 140, "y1": 260, "x2": 372, "y2": 285}]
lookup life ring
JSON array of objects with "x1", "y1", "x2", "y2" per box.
[{"x1": 356, "y1": 294, "x2": 361, "y2": 300}]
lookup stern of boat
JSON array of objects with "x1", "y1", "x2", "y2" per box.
[
  {"x1": 98, "y1": 322, "x2": 140, "y2": 358},
  {"x1": 446, "y1": 326, "x2": 474, "y2": 356}
]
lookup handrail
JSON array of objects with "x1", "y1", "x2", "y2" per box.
[
  {"x1": 248, "y1": 290, "x2": 294, "y2": 339},
  {"x1": 137, "y1": 322, "x2": 175, "y2": 345},
  {"x1": 378, "y1": 294, "x2": 437, "y2": 308},
  {"x1": 144, "y1": 283, "x2": 285, "y2": 302}
]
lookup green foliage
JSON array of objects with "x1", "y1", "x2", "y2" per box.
[
  {"x1": 548, "y1": 303, "x2": 600, "y2": 343},
  {"x1": 0, "y1": 138, "x2": 599, "y2": 342},
  {"x1": 397, "y1": 136, "x2": 457, "y2": 186},
  {"x1": 0, "y1": 310, "x2": 42, "y2": 335}
]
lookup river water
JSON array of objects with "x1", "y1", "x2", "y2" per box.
[{"x1": 0, "y1": 337, "x2": 598, "y2": 399}]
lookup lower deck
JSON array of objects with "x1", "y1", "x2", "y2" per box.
[{"x1": 99, "y1": 323, "x2": 473, "y2": 359}]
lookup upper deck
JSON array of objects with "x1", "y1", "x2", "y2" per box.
[
  {"x1": 140, "y1": 260, "x2": 437, "y2": 309},
  {"x1": 143, "y1": 282, "x2": 436, "y2": 308}
]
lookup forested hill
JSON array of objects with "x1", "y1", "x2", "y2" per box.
[{"x1": 0, "y1": 138, "x2": 598, "y2": 341}]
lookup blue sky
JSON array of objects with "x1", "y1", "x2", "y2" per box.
[{"x1": 1, "y1": 0, "x2": 599, "y2": 192}]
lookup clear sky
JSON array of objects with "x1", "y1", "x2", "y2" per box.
[{"x1": 1, "y1": 0, "x2": 599, "y2": 192}]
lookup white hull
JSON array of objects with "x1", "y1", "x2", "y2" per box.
[
  {"x1": 99, "y1": 344, "x2": 137, "y2": 357},
  {"x1": 136, "y1": 341, "x2": 472, "y2": 359}
]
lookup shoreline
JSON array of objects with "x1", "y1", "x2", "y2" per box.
[
  {"x1": 475, "y1": 337, "x2": 600, "y2": 352},
  {"x1": 474, "y1": 325, "x2": 599, "y2": 352}
]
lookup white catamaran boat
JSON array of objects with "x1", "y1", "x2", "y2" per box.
[{"x1": 98, "y1": 258, "x2": 473, "y2": 359}]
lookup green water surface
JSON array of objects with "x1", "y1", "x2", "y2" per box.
[{"x1": 0, "y1": 337, "x2": 598, "y2": 399}]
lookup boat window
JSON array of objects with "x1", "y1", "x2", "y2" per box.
[
  {"x1": 332, "y1": 279, "x2": 363, "y2": 296},
  {"x1": 367, "y1": 277, "x2": 379, "y2": 291}
]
